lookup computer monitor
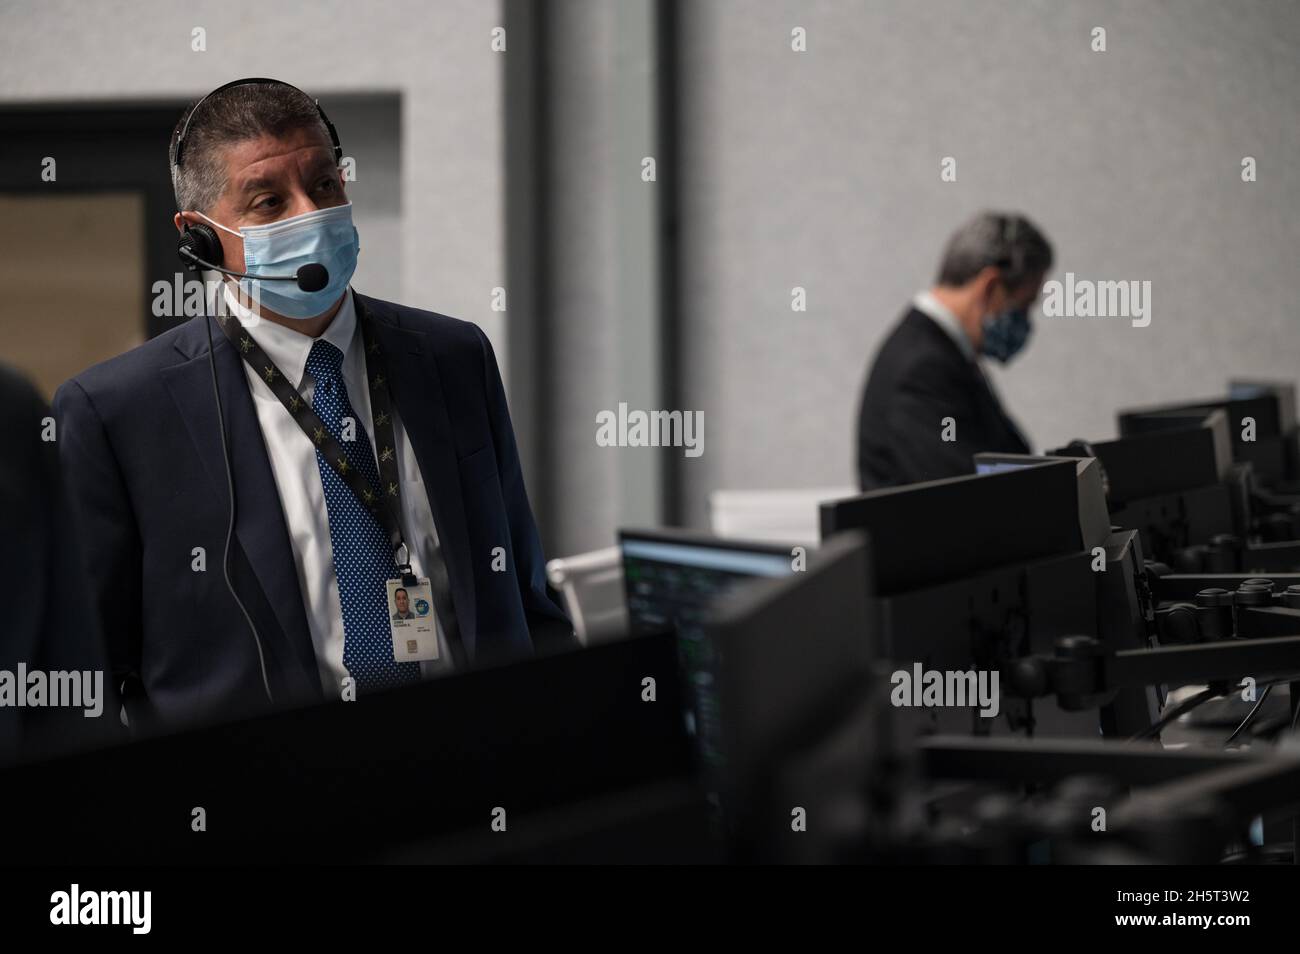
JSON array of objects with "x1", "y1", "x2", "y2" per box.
[
  {"x1": 695, "y1": 530, "x2": 876, "y2": 859},
  {"x1": 1052, "y1": 411, "x2": 1240, "y2": 567},
  {"x1": 620, "y1": 528, "x2": 798, "y2": 777},
  {"x1": 972, "y1": 453, "x2": 1111, "y2": 552},
  {"x1": 1228, "y1": 380, "x2": 1300, "y2": 490},
  {"x1": 1119, "y1": 387, "x2": 1295, "y2": 485},
  {"x1": 820, "y1": 459, "x2": 1085, "y2": 595},
  {"x1": 1121, "y1": 384, "x2": 1295, "y2": 438},
  {"x1": 1088, "y1": 408, "x2": 1233, "y2": 504},
  {"x1": 819, "y1": 464, "x2": 1147, "y2": 739},
  {"x1": 620, "y1": 528, "x2": 795, "y2": 637},
  {"x1": 0, "y1": 629, "x2": 699, "y2": 863},
  {"x1": 1229, "y1": 379, "x2": 1297, "y2": 431}
]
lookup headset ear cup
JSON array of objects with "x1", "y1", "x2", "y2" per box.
[{"x1": 178, "y1": 222, "x2": 224, "y2": 269}]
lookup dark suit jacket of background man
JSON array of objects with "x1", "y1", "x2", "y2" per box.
[
  {"x1": 53, "y1": 293, "x2": 573, "y2": 730},
  {"x1": 857, "y1": 308, "x2": 1030, "y2": 490},
  {"x1": 0, "y1": 364, "x2": 116, "y2": 759}
]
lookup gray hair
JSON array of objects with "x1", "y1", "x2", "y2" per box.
[
  {"x1": 169, "y1": 81, "x2": 332, "y2": 213},
  {"x1": 935, "y1": 211, "x2": 1053, "y2": 291}
]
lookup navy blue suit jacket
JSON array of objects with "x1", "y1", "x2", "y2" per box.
[{"x1": 53, "y1": 292, "x2": 573, "y2": 730}]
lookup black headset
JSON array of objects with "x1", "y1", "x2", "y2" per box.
[
  {"x1": 173, "y1": 77, "x2": 344, "y2": 272},
  {"x1": 994, "y1": 214, "x2": 1026, "y2": 278}
]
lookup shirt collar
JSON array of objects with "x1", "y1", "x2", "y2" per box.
[
  {"x1": 913, "y1": 289, "x2": 976, "y2": 362},
  {"x1": 220, "y1": 280, "x2": 356, "y2": 390}
]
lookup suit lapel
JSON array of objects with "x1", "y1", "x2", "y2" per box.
[
  {"x1": 359, "y1": 296, "x2": 480, "y2": 656},
  {"x1": 910, "y1": 309, "x2": 1031, "y2": 453},
  {"x1": 160, "y1": 318, "x2": 320, "y2": 687}
]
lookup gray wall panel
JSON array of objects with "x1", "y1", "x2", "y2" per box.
[{"x1": 675, "y1": 0, "x2": 1300, "y2": 527}]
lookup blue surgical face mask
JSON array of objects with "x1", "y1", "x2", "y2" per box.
[
  {"x1": 193, "y1": 202, "x2": 360, "y2": 319},
  {"x1": 980, "y1": 306, "x2": 1032, "y2": 363}
]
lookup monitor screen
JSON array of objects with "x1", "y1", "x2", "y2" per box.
[
  {"x1": 620, "y1": 530, "x2": 796, "y2": 772},
  {"x1": 1229, "y1": 383, "x2": 1267, "y2": 400},
  {"x1": 974, "y1": 460, "x2": 1034, "y2": 475},
  {"x1": 620, "y1": 533, "x2": 794, "y2": 637}
]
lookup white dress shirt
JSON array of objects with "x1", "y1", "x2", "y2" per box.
[
  {"x1": 218, "y1": 280, "x2": 454, "y2": 695},
  {"x1": 912, "y1": 290, "x2": 976, "y2": 362}
]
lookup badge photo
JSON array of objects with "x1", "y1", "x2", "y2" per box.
[{"x1": 386, "y1": 577, "x2": 440, "y2": 662}]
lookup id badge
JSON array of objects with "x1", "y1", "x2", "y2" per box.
[{"x1": 387, "y1": 577, "x2": 440, "y2": 662}]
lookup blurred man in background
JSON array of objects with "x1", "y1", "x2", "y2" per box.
[
  {"x1": 0, "y1": 364, "x2": 115, "y2": 761},
  {"x1": 856, "y1": 212, "x2": 1053, "y2": 489}
]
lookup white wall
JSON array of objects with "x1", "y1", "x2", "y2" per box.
[
  {"x1": 7, "y1": 0, "x2": 1298, "y2": 551},
  {"x1": 675, "y1": 0, "x2": 1300, "y2": 526},
  {"x1": 0, "y1": 0, "x2": 506, "y2": 366}
]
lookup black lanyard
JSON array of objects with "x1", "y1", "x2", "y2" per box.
[
  {"x1": 215, "y1": 300, "x2": 409, "y2": 563},
  {"x1": 213, "y1": 294, "x2": 467, "y2": 667}
]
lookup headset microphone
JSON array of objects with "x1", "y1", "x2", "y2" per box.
[
  {"x1": 294, "y1": 263, "x2": 329, "y2": 292},
  {"x1": 176, "y1": 232, "x2": 330, "y2": 292}
]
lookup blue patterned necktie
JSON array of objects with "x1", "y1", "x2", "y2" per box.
[{"x1": 304, "y1": 338, "x2": 421, "y2": 693}]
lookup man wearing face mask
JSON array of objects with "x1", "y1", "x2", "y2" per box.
[
  {"x1": 855, "y1": 212, "x2": 1053, "y2": 490},
  {"x1": 52, "y1": 79, "x2": 573, "y2": 731}
]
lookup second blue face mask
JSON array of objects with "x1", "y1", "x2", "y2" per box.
[
  {"x1": 195, "y1": 202, "x2": 360, "y2": 319},
  {"x1": 980, "y1": 307, "x2": 1032, "y2": 363}
]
